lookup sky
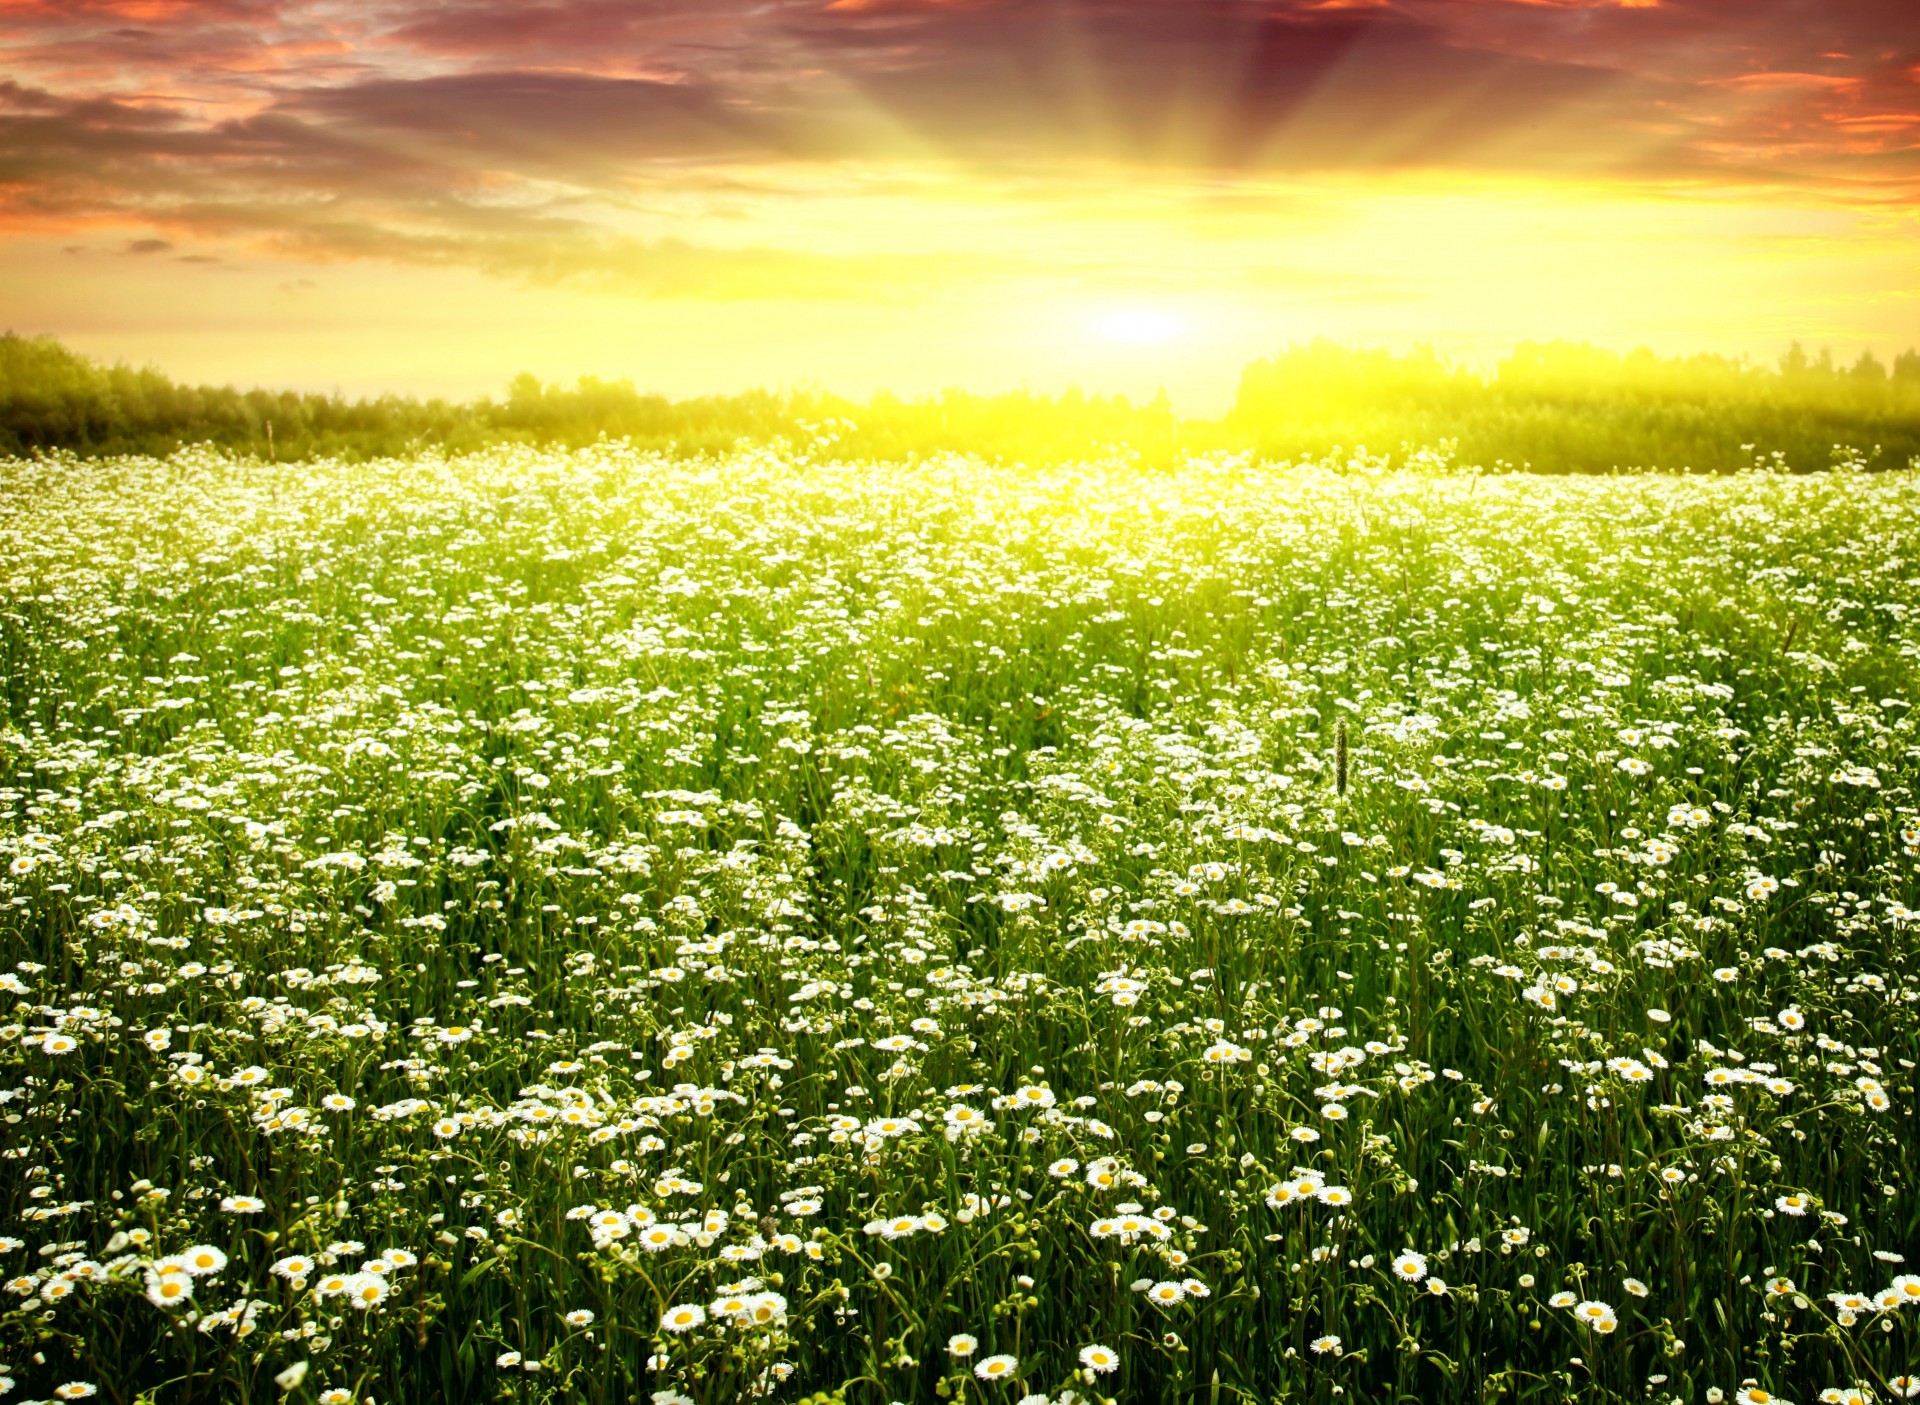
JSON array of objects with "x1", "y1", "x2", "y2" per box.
[{"x1": 1, "y1": 0, "x2": 1916, "y2": 409}]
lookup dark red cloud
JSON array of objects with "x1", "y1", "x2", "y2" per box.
[
  {"x1": 0, "y1": 0, "x2": 1912, "y2": 281},
  {"x1": 288, "y1": 71, "x2": 790, "y2": 170},
  {"x1": 783, "y1": 1, "x2": 1647, "y2": 170}
]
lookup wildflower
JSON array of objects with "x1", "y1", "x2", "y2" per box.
[
  {"x1": 1574, "y1": 1300, "x2": 1618, "y2": 1333},
  {"x1": 1310, "y1": 1335, "x2": 1342, "y2": 1355},
  {"x1": 660, "y1": 1303, "x2": 706, "y2": 1333},
  {"x1": 145, "y1": 1271, "x2": 194, "y2": 1308},
  {"x1": 221, "y1": 1196, "x2": 266, "y2": 1214},
  {"x1": 1079, "y1": 1344, "x2": 1119, "y2": 1373},
  {"x1": 943, "y1": 1105, "x2": 990, "y2": 1136},
  {"x1": 1775, "y1": 1194, "x2": 1811, "y2": 1216},
  {"x1": 637, "y1": 1226, "x2": 678, "y2": 1252},
  {"x1": 1623, "y1": 1277, "x2": 1648, "y2": 1297},
  {"x1": 1147, "y1": 1281, "x2": 1185, "y2": 1306},
  {"x1": 743, "y1": 1291, "x2": 787, "y2": 1326},
  {"x1": 948, "y1": 1333, "x2": 979, "y2": 1357},
  {"x1": 345, "y1": 1273, "x2": 390, "y2": 1310},
  {"x1": 53, "y1": 1386, "x2": 98, "y2": 1401},
  {"x1": 565, "y1": 1309, "x2": 595, "y2": 1327},
  {"x1": 180, "y1": 1245, "x2": 228, "y2": 1276},
  {"x1": 1392, "y1": 1251, "x2": 1429, "y2": 1282},
  {"x1": 975, "y1": 1355, "x2": 1019, "y2": 1381},
  {"x1": 274, "y1": 1362, "x2": 309, "y2": 1392}
]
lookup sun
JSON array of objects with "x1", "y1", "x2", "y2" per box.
[{"x1": 1092, "y1": 308, "x2": 1187, "y2": 346}]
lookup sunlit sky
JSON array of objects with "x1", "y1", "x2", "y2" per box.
[{"x1": 1, "y1": 0, "x2": 1916, "y2": 409}]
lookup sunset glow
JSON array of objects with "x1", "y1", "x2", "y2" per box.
[{"x1": 0, "y1": 0, "x2": 1914, "y2": 404}]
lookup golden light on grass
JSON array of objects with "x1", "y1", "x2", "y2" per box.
[{"x1": 7, "y1": 443, "x2": 1919, "y2": 1401}]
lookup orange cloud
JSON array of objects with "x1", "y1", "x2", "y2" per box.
[{"x1": 0, "y1": 0, "x2": 1912, "y2": 338}]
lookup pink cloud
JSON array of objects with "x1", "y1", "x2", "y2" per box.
[{"x1": 0, "y1": 0, "x2": 1910, "y2": 279}]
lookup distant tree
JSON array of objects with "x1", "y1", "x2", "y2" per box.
[{"x1": 6, "y1": 331, "x2": 1920, "y2": 472}]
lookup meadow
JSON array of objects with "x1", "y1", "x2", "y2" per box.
[{"x1": 0, "y1": 445, "x2": 1917, "y2": 1405}]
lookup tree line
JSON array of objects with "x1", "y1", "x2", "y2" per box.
[{"x1": 5, "y1": 331, "x2": 1918, "y2": 471}]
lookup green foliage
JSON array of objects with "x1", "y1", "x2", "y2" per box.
[
  {"x1": 0, "y1": 334, "x2": 480, "y2": 461},
  {"x1": 1228, "y1": 340, "x2": 1920, "y2": 472},
  {"x1": 0, "y1": 447, "x2": 1918, "y2": 1405},
  {"x1": 0, "y1": 334, "x2": 1180, "y2": 467},
  {"x1": 6, "y1": 332, "x2": 1920, "y2": 470}
]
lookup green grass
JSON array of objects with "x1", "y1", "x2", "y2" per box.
[{"x1": 0, "y1": 446, "x2": 1917, "y2": 1405}]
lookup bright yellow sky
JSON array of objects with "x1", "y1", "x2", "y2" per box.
[
  {"x1": 3, "y1": 0, "x2": 1916, "y2": 407},
  {"x1": 12, "y1": 175, "x2": 1912, "y2": 411}
]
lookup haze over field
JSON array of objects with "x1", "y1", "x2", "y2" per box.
[{"x1": 1, "y1": 0, "x2": 1917, "y2": 407}]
